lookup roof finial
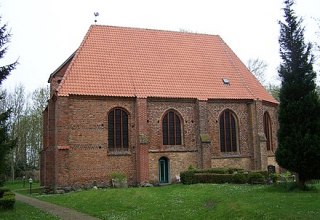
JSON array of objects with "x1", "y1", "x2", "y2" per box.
[{"x1": 94, "y1": 12, "x2": 99, "y2": 24}]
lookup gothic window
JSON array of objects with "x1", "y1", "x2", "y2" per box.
[
  {"x1": 219, "y1": 109, "x2": 238, "y2": 152},
  {"x1": 108, "y1": 108, "x2": 129, "y2": 150},
  {"x1": 162, "y1": 110, "x2": 182, "y2": 145},
  {"x1": 263, "y1": 112, "x2": 273, "y2": 151}
]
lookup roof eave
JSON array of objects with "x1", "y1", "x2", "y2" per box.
[{"x1": 48, "y1": 51, "x2": 77, "y2": 83}]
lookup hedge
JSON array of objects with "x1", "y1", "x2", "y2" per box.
[
  {"x1": 195, "y1": 173, "x2": 234, "y2": 184},
  {"x1": 180, "y1": 171, "x2": 197, "y2": 184},
  {"x1": 180, "y1": 168, "x2": 269, "y2": 185},
  {"x1": 232, "y1": 173, "x2": 248, "y2": 184},
  {"x1": 247, "y1": 172, "x2": 265, "y2": 184},
  {"x1": 0, "y1": 188, "x2": 15, "y2": 210},
  {"x1": 192, "y1": 168, "x2": 244, "y2": 174},
  {"x1": 0, "y1": 187, "x2": 10, "y2": 197},
  {"x1": 180, "y1": 171, "x2": 237, "y2": 185}
]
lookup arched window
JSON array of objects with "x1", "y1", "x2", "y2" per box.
[
  {"x1": 162, "y1": 110, "x2": 182, "y2": 145},
  {"x1": 263, "y1": 112, "x2": 273, "y2": 151},
  {"x1": 108, "y1": 108, "x2": 129, "y2": 150},
  {"x1": 219, "y1": 109, "x2": 238, "y2": 152}
]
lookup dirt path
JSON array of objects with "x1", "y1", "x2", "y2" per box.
[{"x1": 15, "y1": 193, "x2": 100, "y2": 220}]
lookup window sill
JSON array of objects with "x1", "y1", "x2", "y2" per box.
[
  {"x1": 162, "y1": 145, "x2": 185, "y2": 151},
  {"x1": 149, "y1": 149, "x2": 197, "y2": 153},
  {"x1": 108, "y1": 150, "x2": 131, "y2": 156},
  {"x1": 218, "y1": 152, "x2": 242, "y2": 158}
]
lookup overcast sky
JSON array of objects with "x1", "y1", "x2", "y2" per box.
[{"x1": 1, "y1": 0, "x2": 319, "y2": 93}]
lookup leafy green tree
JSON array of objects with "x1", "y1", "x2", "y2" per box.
[
  {"x1": 0, "y1": 16, "x2": 17, "y2": 185},
  {"x1": 275, "y1": 0, "x2": 320, "y2": 188},
  {"x1": 266, "y1": 84, "x2": 280, "y2": 102},
  {"x1": 7, "y1": 84, "x2": 27, "y2": 179},
  {"x1": 27, "y1": 87, "x2": 49, "y2": 169},
  {"x1": 0, "y1": 86, "x2": 49, "y2": 180}
]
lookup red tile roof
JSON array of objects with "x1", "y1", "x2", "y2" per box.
[{"x1": 55, "y1": 25, "x2": 277, "y2": 103}]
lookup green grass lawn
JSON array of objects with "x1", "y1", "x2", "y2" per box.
[
  {"x1": 4, "y1": 180, "x2": 41, "y2": 192},
  {"x1": 2, "y1": 181, "x2": 320, "y2": 220},
  {"x1": 0, "y1": 181, "x2": 60, "y2": 220},
  {"x1": 32, "y1": 183, "x2": 319, "y2": 220},
  {"x1": 0, "y1": 199, "x2": 60, "y2": 220}
]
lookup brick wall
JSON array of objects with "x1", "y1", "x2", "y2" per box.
[
  {"x1": 207, "y1": 101, "x2": 251, "y2": 156},
  {"x1": 136, "y1": 98, "x2": 149, "y2": 183},
  {"x1": 40, "y1": 108, "x2": 48, "y2": 186},
  {"x1": 263, "y1": 102, "x2": 279, "y2": 154},
  {"x1": 263, "y1": 102, "x2": 279, "y2": 171},
  {"x1": 57, "y1": 148, "x2": 135, "y2": 187},
  {"x1": 49, "y1": 59, "x2": 71, "y2": 96},
  {"x1": 56, "y1": 96, "x2": 137, "y2": 186},
  {"x1": 207, "y1": 100, "x2": 278, "y2": 171},
  {"x1": 42, "y1": 95, "x2": 279, "y2": 188},
  {"x1": 149, "y1": 152, "x2": 198, "y2": 183},
  {"x1": 42, "y1": 98, "x2": 56, "y2": 187},
  {"x1": 198, "y1": 101, "x2": 212, "y2": 169},
  {"x1": 147, "y1": 99, "x2": 199, "y2": 152},
  {"x1": 211, "y1": 157, "x2": 252, "y2": 169}
]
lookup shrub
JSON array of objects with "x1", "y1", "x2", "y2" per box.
[
  {"x1": 269, "y1": 173, "x2": 280, "y2": 183},
  {"x1": 205, "y1": 168, "x2": 228, "y2": 174},
  {"x1": 111, "y1": 172, "x2": 127, "y2": 182},
  {"x1": 195, "y1": 173, "x2": 233, "y2": 184},
  {"x1": 227, "y1": 168, "x2": 245, "y2": 174},
  {"x1": 0, "y1": 187, "x2": 10, "y2": 197},
  {"x1": 255, "y1": 171, "x2": 269, "y2": 178},
  {"x1": 188, "y1": 165, "x2": 195, "y2": 171},
  {"x1": 232, "y1": 173, "x2": 248, "y2": 184},
  {"x1": 180, "y1": 170, "x2": 197, "y2": 185},
  {"x1": 0, "y1": 174, "x2": 5, "y2": 187},
  {"x1": 0, "y1": 191, "x2": 15, "y2": 209},
  {"x1": 181, "y1": 171, "x2": 235, "y2": 184},
  {"x1": 279, "y1": 171, "x2": 295, "y2": 182},
  {"x1": 181, "y1": 168, "x2": 275, "y2": 185},
  {"x1": 198, "y1": 168, "x2": 244, "y2": 175},
  {"x1": 248, "y1": 172, "x2": 265, "y2": 184},
  {"x1": 110, "y1": 172, "x2": 127, "y2": 188}
]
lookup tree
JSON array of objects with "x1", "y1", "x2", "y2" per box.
[
  {"x1": 314, "y1": 18, "x2": 320, "y2": 88},
  {"x1": 275, "y1": 0, "x2": 320, "y2": 188},
  {"x1": 246, "y1": 58, "x2": 281, "y2": 101},
  {"x1": 26, "y1": 87, "x2": 49, "y2": 169},
  {"x1": 247, "y1": 58, "x2": 268, "y2": 85},
  {"x1": 0, "y1": 16, "x2": 17, "y2": 185},
  {"x1": 7, "y1": 84, "x2": 27, "y2": 179},
  {"x1": 0, "y1": 86, "x2": 49, "y2": 179},
  {"x1": 314, "y1": 18, "x2": 320, "y2": 55},
  {"x1": 266, "y1": 84, "x2": 280, "y2": 102}
]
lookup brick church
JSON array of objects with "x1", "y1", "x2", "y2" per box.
[{"x1": 40, "y1": 25, "x2": 279, "y2": 189}]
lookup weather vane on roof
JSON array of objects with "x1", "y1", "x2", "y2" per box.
[{"x1": 94, "y1": 12, "x2": 99, "y2": 24}]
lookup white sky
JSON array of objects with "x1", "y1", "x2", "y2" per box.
[{"x1": 1, "y1": 0, "x2": 319, "y2": 93}]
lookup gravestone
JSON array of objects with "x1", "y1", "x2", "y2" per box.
[{"x1": 267, "y1": 165, "x2": 276, "y2": 174}]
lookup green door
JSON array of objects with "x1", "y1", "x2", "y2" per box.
[{"x1": 159, "y1": 157, "x2": 169, "y2": 184}]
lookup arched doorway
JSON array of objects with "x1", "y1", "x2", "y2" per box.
[{"x1": 159, "y1": 157, "x2": 169, "y2": 184}]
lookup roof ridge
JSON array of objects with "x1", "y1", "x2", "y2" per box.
[{"x1": 91, "y1": 24, "x2": 220, "y2": 38}]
